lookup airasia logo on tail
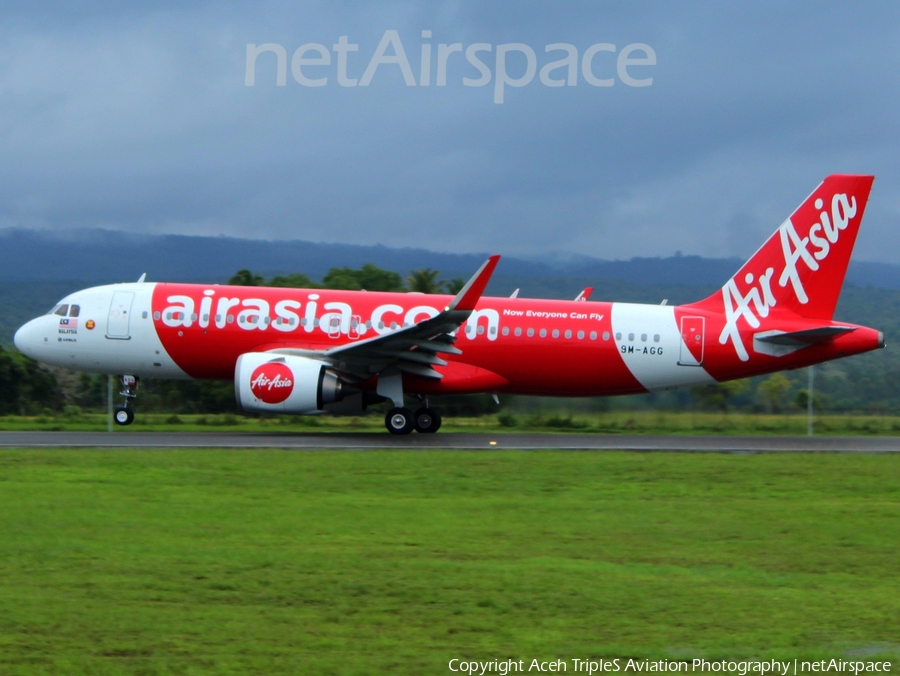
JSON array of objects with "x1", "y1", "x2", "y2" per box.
[
  {"x1": 719, "y1": 189, "x2": 861, "y2": 361},
  {"x1": 250, "y1": 362, "x2": 294, "y2": 404}
]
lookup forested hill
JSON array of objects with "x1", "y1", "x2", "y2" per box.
[{"x1": 4, "y1": 227, "x2": 900, "y2": 290}]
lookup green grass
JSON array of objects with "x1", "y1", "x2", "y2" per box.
[
  {"x1": 0, "y1": 449, "x2": 898, "y2": 675},
  {"x1": 3, "y1": 410, "x2": 900, "y2": 435}
]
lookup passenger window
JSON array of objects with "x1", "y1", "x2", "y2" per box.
[
  {"x1": 527, "y1": 328, "x2": 534, "y2": 337},
  {"x1": 502, "y1": 327, "x2": 509, "y2": 336},
  {"x1": 54, "y1": 305, "x2": 69, "y2": 317},
  {"x1": 577, "y1": 330, "x2": 584, "y2": 339},
  {"x1": 565, "y1": 330, "x2": 572, "y2": 339},
  {"x1": 603, "y1": 331, "x2": 610, "y2": 341},
  {"x1": 515, "y1": 327, "x2": 522, "y2": 337},
  {"x1": 552, "y1": 329, "x2": 559, "y2": 338},
  {"x1": 540, "y1": 328, "x2": 547, "y2": 338},
  {"x1": 69, "y1": 305, "x2": 80, "y2": 317},
  {"x1": 591, "y1": 331, "x2": 598, "y2": 340}
]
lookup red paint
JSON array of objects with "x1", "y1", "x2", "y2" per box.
[
  {"x1": 145, "y1": 175, "x2": 883, "y2": 399},
  {"x1": 249, "y1": 362, "x2": 294, "y2": 403}
]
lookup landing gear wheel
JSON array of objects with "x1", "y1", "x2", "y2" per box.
[
  {"x1": 114, "y1": 406, "x2": 134, "y2": 426},
  {"x1": 414, "y1": 407, "x2": 442, "y2": 434},
  {"x1": 385, "y1": 407, "x2": 415, "y2": 435}
]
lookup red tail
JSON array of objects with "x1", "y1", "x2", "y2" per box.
[{"x1": 690, "y1": 174, "x2": 874, "y2": 320}]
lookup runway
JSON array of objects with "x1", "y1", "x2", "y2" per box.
[{"x1": 0, "y1": 431, "x2": 899, "y2": 452}]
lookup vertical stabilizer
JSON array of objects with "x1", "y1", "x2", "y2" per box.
[{"x1": 689, "y1": 174, "x2": 874, "y2": 321}]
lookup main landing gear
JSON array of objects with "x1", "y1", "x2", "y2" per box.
[
  {"x1": 113, "y1": 375, "x2": 139, "y2": 426},
  {"x1": 377, "y1": 369, "x2": 441, "y2": 435},
  {"x1": 384, "y1": 406, "x2": 442, "y2": 435}
]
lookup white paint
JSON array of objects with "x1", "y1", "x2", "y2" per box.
[
  {"x1": 611, "y1": 303, "x2": 715, "y2": 391},
  {"x1": 14, "y1": 283, "x2": 188, "y2": 379}
]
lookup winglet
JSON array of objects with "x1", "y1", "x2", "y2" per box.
[{"x1": 446, "y1": 255, "x2": 500, "y2": 312}]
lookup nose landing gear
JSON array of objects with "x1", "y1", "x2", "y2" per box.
[
  {"x1": 113, "y1": 375, "x2": 139, "y2": 426},
  {"x1": 114, "y1": 406, "x2": 134, "y2": 426}
]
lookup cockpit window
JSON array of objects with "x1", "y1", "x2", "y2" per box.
[
  {"x1": 54, "y1": 305, "x2": 69, "y2": 317},
  {"x1": 69, "y1": 305, "x2": 80, "y2": 317}
]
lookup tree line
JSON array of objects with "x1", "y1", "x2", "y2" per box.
[{"x1": 228, "y1": 264, "x2": 465, "y2": 295}]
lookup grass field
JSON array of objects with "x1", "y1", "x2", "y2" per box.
[
  {"x1": 0, "y1": 449, "x2": 898, "y2": 674},
  {"x1": 3, "y1": 410, "x2": 900, "y2": 435}
]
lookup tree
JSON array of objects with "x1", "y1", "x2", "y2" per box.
[
  {"x1": 446, "y1": 278, "x2": 465, "y2": 295},
  {"x1": 268, "y1": 273, "x2": 319, "y2": 288},
  {"x1": 228, "y1": 269, "x2": 264, "y2": 286},
  {"x1": 74, "y1": 373, "x2": 106, "y2": 409},
  {"x1": 323, "y1": 264, "x2": 404, "y2": 291},
  {"x1": 690, "y1": 379, "x2": 748, "y2": 412},
  {"x1": 406, "y1": 268, "x2": 444, "y2": 294},
  {"x1": 0, "y1": 346, "x2": 63, "y2": 414},
  {"x1": 757, "y1": 373, "x2": 791, "y2": 413},
  {"x1": 226, "y1": 264, "x2": 404, "y2": 291}
]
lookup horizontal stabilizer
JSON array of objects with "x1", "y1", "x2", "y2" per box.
[{"x1": 755, "y1": 326, "x2": 856, "y2": 346}]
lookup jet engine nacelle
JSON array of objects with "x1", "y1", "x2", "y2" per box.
[{"x1": 235, "y1": 353, "x2": 345, "y2": 413}]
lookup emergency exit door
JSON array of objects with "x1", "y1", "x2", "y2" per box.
[{"x1": 678, "y1": 316, "x2": 705, "y2": 366}]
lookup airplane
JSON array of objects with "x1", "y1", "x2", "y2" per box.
[{"x1": 14, "y1": 175, "x2": 884, "y2": 434}]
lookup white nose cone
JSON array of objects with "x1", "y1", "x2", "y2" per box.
[{"x1": 14, "y1": 319, "x2": 40, "y2": 359}]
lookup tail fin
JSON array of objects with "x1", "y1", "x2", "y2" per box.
[{"x1": 690, "y1": 174, "x2": 874, "y2": 320}]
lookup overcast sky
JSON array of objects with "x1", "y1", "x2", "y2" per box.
[{"x1": 2, "y1": 1, "x2": 899, "y2": 262}]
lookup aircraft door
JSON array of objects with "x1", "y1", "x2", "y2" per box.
[
  {"x1": 678, "y1": 316, "x2": 705, "y2": 366},
  {"x1": 107, "y1": 291, "x2": 135, "y2": 340}
]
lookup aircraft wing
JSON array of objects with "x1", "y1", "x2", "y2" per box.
[{"x1": 269, "y1": 255, "x2": 500, "y2": 381}]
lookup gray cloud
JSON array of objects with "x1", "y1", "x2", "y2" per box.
[{"x1": 1, "y1": 1, "x2": 898, "y2": 262}]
